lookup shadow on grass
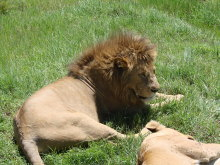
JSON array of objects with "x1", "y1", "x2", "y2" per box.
[{"x1": 100, "y1": 104, "x2": 159, "y2": 133}]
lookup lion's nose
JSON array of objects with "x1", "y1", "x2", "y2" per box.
[{"x1": 150, "y1": 86, "x2": 159, "y2": 93}]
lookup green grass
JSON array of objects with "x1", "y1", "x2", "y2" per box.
[
  {"x1": 140, "y1": 0, "x2": 220, "y2": 36},
  {"x1": 0, "y1": 0, "x2": 219, "y2": 164}
]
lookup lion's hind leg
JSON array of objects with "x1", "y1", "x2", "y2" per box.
[{"x1": 35, "y1": 112, "x2": 127, "y2": 152}]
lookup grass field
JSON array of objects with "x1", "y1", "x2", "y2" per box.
[{"x1": 0, "y1": 0, "x2": 219, "y2": 164}]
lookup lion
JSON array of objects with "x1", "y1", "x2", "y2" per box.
[
  {"x1": 13, "y1": 32, "x2": 182, "y2": 165},
  {"x1": 137, "y1": 121, "x2": 220, "y2": 165}
]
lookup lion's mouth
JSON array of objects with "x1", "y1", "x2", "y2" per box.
[
  {"x1": 130, "y1": 88, "x2": 155, "y2": 102},
  {"x1": 138, "y1": 95, "x2": 147, "y2": 100},
  {"x1": 138, "y1": 94, "x2": 155, "y2": 102}
]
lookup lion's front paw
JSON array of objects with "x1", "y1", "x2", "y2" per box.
[
  {"x1": 175, "y1": 94, "x2": 184, "y2": 101},
  {"x1": 167, "y1": 94, "x2": 184, "y2": 102},
  {"x1": 170, "y1": 94, "x2": 184, "y2": 101}
]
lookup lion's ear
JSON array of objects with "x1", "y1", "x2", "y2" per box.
[
  {"x1": 115, "y1": 58, "x2": 129, "y2": 69},
  {"x1": 145, "y1": 120, "x2": 166, "y2": 132}
]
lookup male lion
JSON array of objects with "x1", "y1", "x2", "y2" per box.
[{"x1": 14, "y1": 32, "x2": 181, "y2": 165}]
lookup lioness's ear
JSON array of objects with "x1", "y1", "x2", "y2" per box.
[
  {"x1": 146, "y1": 120, "x2": 166, "y2": 132},
  {"x1": 115, "y1": 58, "x2": 128, "y2": 69}
]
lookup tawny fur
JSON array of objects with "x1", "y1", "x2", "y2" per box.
[
  {"x1": 137, "y1": 121, "x2": 220, "y2": 165},
  {"x1": 14, "y1": 32, "x2": 181, "y2": 165}
]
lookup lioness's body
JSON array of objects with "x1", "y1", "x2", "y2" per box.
[{"x1": 137, "y1": 121, "x2": 220, "y2": 165}]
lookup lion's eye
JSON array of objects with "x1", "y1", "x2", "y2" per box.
[{"x1": 139, "y1": 73, "x2": 147, "y2": 79}]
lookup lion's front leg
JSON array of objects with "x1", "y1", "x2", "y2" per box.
[
  {"x1": 150, "y1": 92, "x2": 184, "y2": 108},
  {"x1": 76, "y1": 114, "x2": 152, "y2": 140},
  {"x1": 72, "y1": 113, "x2": 152, "y2": 140},
  {"x1": 156, "y1": 93, "x2": 184, "y2": 100}
]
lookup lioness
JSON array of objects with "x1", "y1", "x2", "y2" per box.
[
  {"x1": 14, "y1": 33, "x2": 181, "y2": 165},
  {"x1": 137, "y1": 121, "x2": 220, "y2": 165}
]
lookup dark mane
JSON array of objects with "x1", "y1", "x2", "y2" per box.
[{"x1": 68, "y1": 32, "x2": 156, "y2": 79}]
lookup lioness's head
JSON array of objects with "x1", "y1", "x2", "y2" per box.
[{"x1": 69, "y1": 32, "x2": 160, "y2": 105}]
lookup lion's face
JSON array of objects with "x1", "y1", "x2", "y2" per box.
[{"x1": 125, "y1": 63, "x2": 160, "y2": 103}]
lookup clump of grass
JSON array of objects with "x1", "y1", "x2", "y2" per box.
[
  {"x1": 0, "y1": 0, "x2": 27, "y2": 14},
  {"x1": 0, "y1": 0, "x2": 10, "y2": 14}
]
